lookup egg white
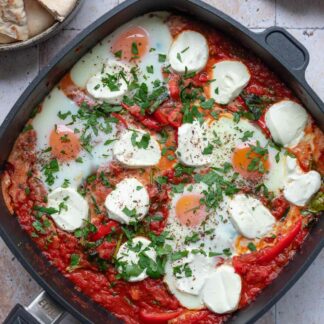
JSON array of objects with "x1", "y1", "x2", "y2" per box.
[
  {"x1": 32, "y1": 88, "x2": 117, "y2": 191},
  {"x1": 207, "y1": 115, "x2": 288, "y2": 194},
  {"x1": 166, "y1": 183, "x2": 237, "y2": 256},
  {"x1": 70, "y1": 11, "x2": 172, "y2": 93}
]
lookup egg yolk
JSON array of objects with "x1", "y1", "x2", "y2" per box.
[
  {"x1": 111, "y1": 26, "x2": 149, "y2": 61},
  {"x1": 49, "y1": 125, "x2": 80, "y2": 162},
  {"x1": 232, "y1": 145, "x2": 269, "y2": 180},
  {"x1": 175, "y1": 194, "x2": 207, "y2": 227}
]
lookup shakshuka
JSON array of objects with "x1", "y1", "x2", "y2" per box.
[{"x1": 1, "y1": 11, "x2": 324, "y2": 324}]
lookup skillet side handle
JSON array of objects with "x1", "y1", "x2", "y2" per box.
[
  {"x1": 4, "y1": 304, "x2": 40, "y2": 324},
  {"x1": 3, "y1": 290, "x2": 65, "y2": 324},
  {"x1": 253, "y1": 27, "x2": 310, "y2": 80}
]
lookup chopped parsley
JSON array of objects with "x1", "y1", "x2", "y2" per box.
[
  {"x1": 247, "y1": 242, "x2": 257, "y2": 251},
  {"x1": 202, "y1": 143, "x2": 214, "y2": 155},
  {"x1": 23, "y1": 124, "x2": 33, "y2": 132},
  {"x1": 158, "y1": 54, "x2": 167, "y2": 63},
  {"x1": 131, "y1": 42, "x2": 139, "y2": 55},
  {"x1": 247, "y1": 141, "x2": 269, "y2": 174},
  {"x1": 171, "y1": 250, "x2": 189, "y2": 261},
  {"x1": 122, "y1": 207, "x2": 137, "y2": 219},
  {"x1": 241, "y1": 130, "x2": 254, "y2": 142},
  {"x1": 155, "y1": 176, "x2": 168, "y2": 185},
  {"x1": 172, "y1": 183, "x2": 185, "y2": 194},
  {"x1": 201, "y1": 98, "x2": 215, "y2": 110},
  {"x1": 131, "y1": 131, "x2": 150, "y2": 149},
  {"x1": 114, "y1": 50, "x2": 122, "y2": 58},
  {"x1": 223, "y1": 248, "x2": 232, "y2": 257},
  {"x1": 42, "y1": 159, "x2": 59, "y2": 186},
  {"x1": 57, "y1": 111, "x2": 71, "y2": 120},
  {"x1": 146, "y1": 65, "x2": 154, "y2": 74},
  {"x1": 184, "y1": 232, "x2": 200, "y2": 244},
  {"x1": 62, "y1": 179, "x2": 70, "y2": 188},
  {"x1": 33, "y1": 205, "x2": 58, "y2": 215}
]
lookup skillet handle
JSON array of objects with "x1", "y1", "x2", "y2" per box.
[
  {"x1": 3, "y1": 290, "x2": 65, "y2": 324},
  {"x1": 253, "y1": 27, "x2": 309, "y2": 79}
]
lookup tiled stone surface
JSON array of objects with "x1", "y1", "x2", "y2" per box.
[
  {"x1": 39, "y1": 29, "x2": 81, "y2": 69},
  {"x1": 0, "y1": 0, "x2": 323, "y2": 323},
  {"x1": 202, "y1": 0, "x2": 276, "y2": 28},
  {"x1": 0, "y1": 46, "x2": 39, "y2": 124},
  {"x1": 276, "y1": 249, "x2": 324, "y2": 324},
  {"x1": 277, "y1": 0, "x2": 324, "y2": 28},
  {"x1": 68, "y1": 0, "x2": 118, "y2": 30},
  {"x1": 288, "y1": 29, "x2": 324, "y2": 102},
  {"x1": 0, "y1": 238, "x2": 41, "y2": 321}
]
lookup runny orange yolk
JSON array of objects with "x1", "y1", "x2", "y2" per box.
[
  {"x1": 175, "y1": 194, "x2": 207, "y2": 227},
  {"x1": 49, "y1": 125, "x2": 80, "y2": 162},
  {"x1": 232, "y1": 145, "x2": 269, "y2": 180},
  {"x1": 111, "y1": 26, "x2": 149, "y2": 61}
]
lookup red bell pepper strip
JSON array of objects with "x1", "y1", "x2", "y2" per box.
[
  {"x1": 168, "y1": 110, "x2": 183, "y2": 128},
  {"x1": 141, "y1": 118, "x2": 163, "y2": 131},
  {"x1": 255, "y1": 113, "x2": 271, "y2": 138},
  {"x1": 153, "y1": 108, "x2": 182, "y2": 128},
  {"x1": 168, "y1": 310, "x2": 210, "y2": 324},
  {"x1": 257, "y1": 218, "x2": 302, "y2": 263},
  {"x1": 111, "y1": 112, "x2": 128, "y2": 128},
  {"x1": 90, "y1": 220, "x2": 120, "y2": 241},
  {"x1": 168, "y1": 77, "x2": 180, "y2": 100},
  {"x1": 233, "y1": 218, "x2": 302, "y2": 271},
  {"x1": 236, "y1": 95, "x2": 247, "y2": 110},
  {"x1": 184, "y1": 72, "x2": 209, "y2": 88},
  {"x1": 139, "y1": 309, "x2": 184, "y2": 323},
  {"x1": 153, "y1": 109, "x2": 169, "y2": 125},
  {"x1": 197, "y1": 73, "x2": 209, "y2": 83},
  {"x1": 121, "y1": 103, "x2": 163, "y2": 131}
]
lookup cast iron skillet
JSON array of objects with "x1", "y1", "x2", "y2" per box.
[{"x1": 0, "y1": 0, "x2": 323, "y2": 323}]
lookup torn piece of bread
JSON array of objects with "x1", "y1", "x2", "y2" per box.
[
  {"x1": 25, "y1": 0, "x2": 54, "y2": 37},
  {"x1": 36, "y1": 0, "x2": 77, "y2": 22},
  {"x1": 0, "y1": 0, "x2": 29, "y2": 40},
  {"x1": 0, "y1": 32, "x2": 15, "y2": 43}
]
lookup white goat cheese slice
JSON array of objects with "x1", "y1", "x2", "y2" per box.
[
  {"x1": 105, "y1": 178, "x2": 149, "y2": 224},
  {"x1": 176, "y1": 121, "x2": 212, "y2": 167},
  {"x1": 116, "y1": 236, "x2": 156, "y2": 282},
  {"x1": 86, "y1": 60, "x2": 131, "y2": 104},
  {"x1": 228, "y1": 194, "x2": 275, "y2": 239},
  {"x1": 202, "y1": 264, "x2": 242, "y2": 314},
  {"x1": 47, "y1": 187, "x2": 89, "y2": 232},
  {"x1": 283, "y1": 157, "x2": 321, "y2": 206},
  {"x1": 265, "y1": 100, "x2": 308, "y2": 147},
  {"x1": 211, "y1": 60, "x2": 250, "y2": 104},
  {"x1": 113, "y1": 129, "x2": 161, "y2": 168},
  {"x1": 168, "y1": 30, "x2": 209, "y2": 74}
]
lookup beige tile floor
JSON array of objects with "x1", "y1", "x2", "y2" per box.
[{"x1": 0, "y1": 0, "x2": 323, "y2": 323}]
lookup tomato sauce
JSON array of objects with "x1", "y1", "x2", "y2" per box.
[{"x1": 2, "y1": 13, "x2": 323, "y2": 324}]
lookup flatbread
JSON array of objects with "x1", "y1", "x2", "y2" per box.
[
  {"x1": 0, "y1": 0, "x2": 29, "y2": 40},
  {"x1": 0, "y1": 32, "x2": 15, "y2": 43},
  {"x1": 25, "y1": 0, "x2": 54, "y2": 37},
  {"x1": 36, "y1": 0, "x2": 77, "y2": 22}
]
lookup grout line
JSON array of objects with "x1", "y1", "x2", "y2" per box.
[
  {"x1": 275, "y1": 303, "x2": 277, "y2": 324},
  {"x1": 275, "y1": 0, "x2": 277, "y2": 26}
]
